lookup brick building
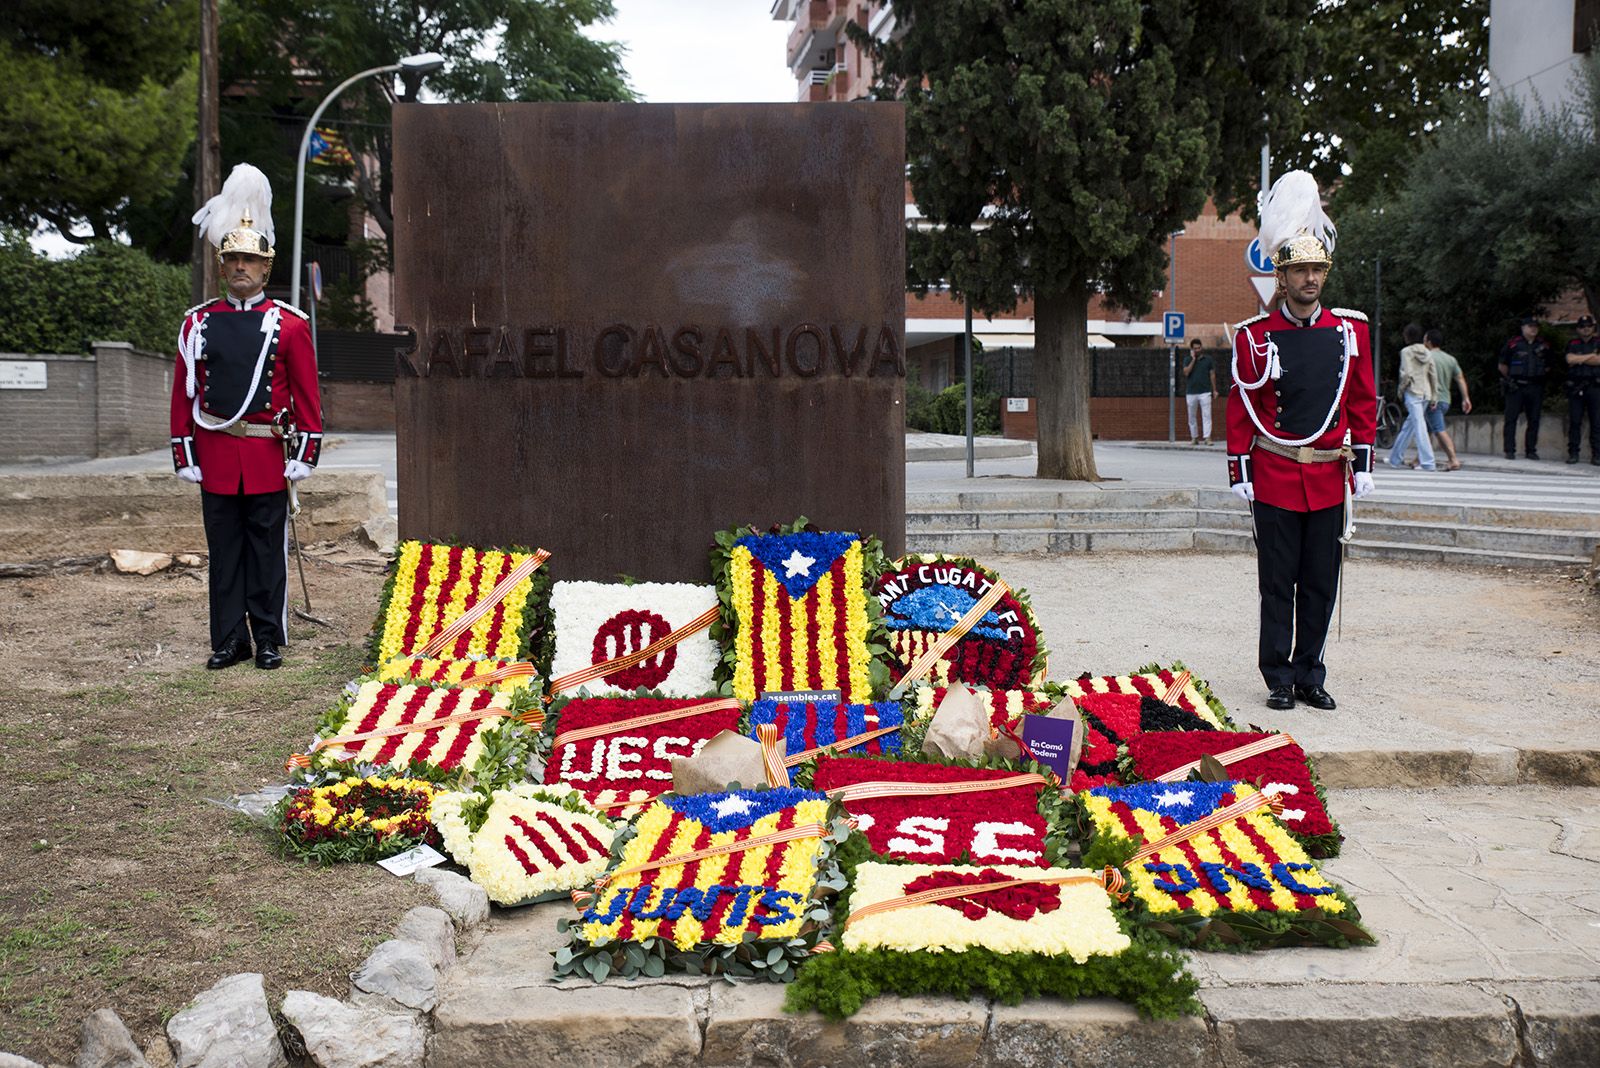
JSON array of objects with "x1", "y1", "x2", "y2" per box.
[{"x1": 771, "y1": 0, "x2": 1274, "y2": 438}]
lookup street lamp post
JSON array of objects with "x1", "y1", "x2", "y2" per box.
[{"x1": 289, "y1": 52, "x2": 445, "y2": 309}]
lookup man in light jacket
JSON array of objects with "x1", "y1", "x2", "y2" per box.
[{"x1": 1386, "y1": 322, "x2": 1437, "y2": 471}]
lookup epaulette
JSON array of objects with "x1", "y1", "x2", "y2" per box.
[
  {"x1": 1231, "y1": 312, "x2": 1269, "y2": 333},
  {"x1": 1331, "y1": 307, "x2": 1368, "y2": 322},
  {"x1": 273, "y1": 300, "x2": 310, "y2": 320},
  {"x1": 182, "y1": 301, "x2": 211, "y2": 319}
]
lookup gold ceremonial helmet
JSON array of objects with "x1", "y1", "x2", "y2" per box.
[
  {"x1": 218, "y1": 212, "x2": 275, "y2": 262},
  {"x1": 1272, "y1": 233, "x2": 1332, "y2": 271}
]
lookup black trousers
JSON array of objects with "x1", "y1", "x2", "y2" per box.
[
  {"x1": 1503, "y1": 381, "x2": 1544, "y2": 455},
  {"x1": 201, "y1": 489, "x2": 288, "y2": 650},
  {"x1": 1568, "y1": 382, "x2": 1600, "y2": 458},
  {"x1": 1251, "y1": 500, "x2": 1344, "y2": 691}
]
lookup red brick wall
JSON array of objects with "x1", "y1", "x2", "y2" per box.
[
  {"x1": 322, "y1": 381, "x2": 394, "y2": 432},
  {"x1": 1002, "y1": 395, "x2": 1231, "y2": 442}
]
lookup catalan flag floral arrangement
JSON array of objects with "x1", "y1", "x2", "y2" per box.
[
  {"x1": 876, "y1": 556, "x2": 1046, "y2": 691},
  {"x1": 1122, "y1": 731, "x2": 1342, "y2": 858},
  {"x1": 548, "y1": 580, "x2": 721, "y2": 698},
  {"x1": 370, "y1": 540, "x2": 553, "y2": 667},
  {"x1": 273, "y1": 775, "x2": 439, "y2": 865},
  {"x1": 747, "y1": 698, "x2": 905, "y2": 764},
  {"x1": 375, "y1": 656, "x2": 538, "y2": 693},
  {"x1": 1080, "y1": 781, "x2": 1372, "y2": 950},
  {"x1": 431, "y1": 784, "x2": 615, "y2": 906},
  {"x1": 294, "y1": 677, "x2": 541, "y2": 790},
  {"x1": 1064, "y1": 662, "x2": 1233, "y2": 729},
  {"x1": 710, "y1": 519, "x2": 891, "y2": 704},
  {"x1": 554, "y1": 787, "x2": 849, "y2": 982},
  {"x1": 784, "y1": 834, "x2": 1199, "y2": 1020}
]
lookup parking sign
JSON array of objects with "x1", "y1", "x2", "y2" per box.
[{"x1": 1163, "y1": 312, "x2": 1185, "y2": 344}]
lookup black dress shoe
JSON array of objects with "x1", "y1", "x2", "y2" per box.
[
  {"x1": 1294, "y1": 684, "x2": 1337, "y2": 710},
  {"x1": 1527, "y1": 452, "x2": 1540, "y2": 460},
  {"x1": 1265, "y1": 686, "x2": 1296, "y2": 710},
  {"x1": 1504, "y1": 451, "x2": 1515, "y2": 459},
  {"x1": 255, "y1": 641, "x2": 283, "y2": 670},
  {"x1": 206, "y1": 637, "x2": 252, "y2": 670}
]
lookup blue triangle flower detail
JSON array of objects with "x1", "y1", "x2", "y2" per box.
[
  {"x1": 1089, "y1": 781, "x2": 1241, "y2": 825},
  {"x1": 736, "y1": 531, "x2": 859, "y2": 599},
  {"x1": 663, "y1": 787, "x2": 825, "y2": 833}
]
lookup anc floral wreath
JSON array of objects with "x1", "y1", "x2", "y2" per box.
[
  {"x1": 709, "y1": 518, "x2": 892, "y2": 704},
  {"x1": 875, "y1": 555, "x2": 1047, "y2": 691},
  {"x1": 1080, "y1": 781, "x2": 1371, "y2": 951},
  {"x1": 274, "y1": 775, "x2": 439, "y2": 864},
  {"x1": 370, "y1": 540, "x2": 554, "y2": 668}
]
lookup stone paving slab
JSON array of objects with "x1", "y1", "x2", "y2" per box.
[{"x1": 428, "y1": 787, "x2": 1600, "y2": 1067}]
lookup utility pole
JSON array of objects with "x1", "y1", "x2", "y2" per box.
[
  {"x1": 191, "y1": 0, "x2": 221, "y2": 304},
  {"x1": 1167, "y1": 230, "x2": 1178, "y2": 442}
]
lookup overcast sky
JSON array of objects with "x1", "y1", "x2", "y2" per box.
[{"x1": 601, "y1": 0, "x2": 796, "y2": 103}]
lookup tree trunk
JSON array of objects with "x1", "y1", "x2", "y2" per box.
[{"x1": 1034, "y1": 286, "x2": 1100, "y2": 481}]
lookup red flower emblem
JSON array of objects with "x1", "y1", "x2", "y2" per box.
[
  {"x1": 903, "y1": 867, "x2": 1062, "y2": 922},
  {"x1": 591, "y1": 609, "x2": 677, "y2": 690}
]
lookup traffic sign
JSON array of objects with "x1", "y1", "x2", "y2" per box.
[
  {"x1": 1163, "y1": 311, "x2": 1185, "y2": 344},
  {"x1": 1248, "y1": 275, "x2": 1278, "y2": 310},
  {"x1": 1246, "y1": 237, "x2": 1275, "y2": 273}
]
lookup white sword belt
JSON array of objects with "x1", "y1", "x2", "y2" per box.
[{"x1": 1252, "y1": 436, "x2": 1353, "y2": 464}]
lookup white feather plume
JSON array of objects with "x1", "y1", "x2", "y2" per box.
[
  {"x1": 1258, "y1": 170, "x2": 1335, "y2": 259},
  {"x1": 192, "y1": 163, "x2": 275, "y2": 248}
]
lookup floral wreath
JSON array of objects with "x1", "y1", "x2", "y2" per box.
[{"x1": 875, "y1": 555, "x2": 1047, "y2": 691}]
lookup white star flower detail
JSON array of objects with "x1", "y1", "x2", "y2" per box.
[
  {"x1": 781, "y1": 549, "x2": 816, "y2": 578},
  {"x1": 710, "y1": 795, "x2": 755, "y2": 819},
  {"x1": 1154, "y1": 789, "x2": 1195, "y2": 808}
]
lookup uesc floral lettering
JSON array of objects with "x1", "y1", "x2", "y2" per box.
[{"x1": 542, "y1": 696, "x2": 742, "y2": 799}]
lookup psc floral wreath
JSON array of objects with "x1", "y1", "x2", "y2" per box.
[
  {"x1": 1080, "y1": 780, "x2": 1372, "y2": 950},
  {"x1": 274, "y1": 775, "x2": 439, "y2": 864},
  {"x1": 876, "y1": 556, "x2": 1047, "y2": 691},
  {"x1": 370, "y1": 540, "x2": 553, "y2": 666},
  {"x1": 431, "y1": 783, "x2": 615, "y2": 906},
  {"x1": 710, "y1": 519, "x2": 890, "y2": 704},
  {"x1": 555, "y1": 787, "x2": 848, "y2": 982}
]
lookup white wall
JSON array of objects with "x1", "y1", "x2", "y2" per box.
[{"x1": 1489, "y1": 0, "x2": 1588, "y2": 115}]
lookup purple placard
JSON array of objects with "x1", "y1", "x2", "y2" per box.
[{"x1": 1021, "y1": 715, "x2": 1076, "y2": 781}]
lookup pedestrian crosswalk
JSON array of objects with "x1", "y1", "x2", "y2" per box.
[{"x1": 1368, "y1": 462, "x2": 1600, "y2": 515}]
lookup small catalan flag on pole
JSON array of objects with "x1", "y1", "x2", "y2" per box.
[{"x1": 307, "y1": 126, "x2": 354, "y2": 166}]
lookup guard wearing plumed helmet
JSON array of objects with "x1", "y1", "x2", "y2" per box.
[
  {"x1": 1227, "y1": 171, "x2": 1377, "y2": 712},
  {"x1": 170, "y1": 163, "x2": 323, "y2": 670}
]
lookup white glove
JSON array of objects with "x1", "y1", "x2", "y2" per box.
[
  {"x1": 177, "y1": 465, "x2": 203, "y2": 484},
  {"x1": 1231, "y1": 481, "x2": 1255, "y2": 503},
  {"x1": 284, "y1": 460, "x2": 313, "y2": 482},
  {"x1": 1354, "y1": 472, "x2": 1375, "y2": 499}
]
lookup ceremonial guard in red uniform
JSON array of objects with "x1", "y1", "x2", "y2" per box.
[
  {"x1": 1227, "y1": 171, "x2": 1376, "y2": 711},
  {"x1": 171, "y1": 164, "x2": 323, "y2": 670}
]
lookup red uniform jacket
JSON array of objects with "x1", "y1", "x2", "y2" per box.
[
  {"x1": 170, "y1": 292, "x2": 323, "y2": 495},
  {"x1": 1227, "y1": 305, "x2": 1376, "y2": 512}
]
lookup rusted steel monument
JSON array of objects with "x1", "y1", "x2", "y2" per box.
[{"x1": 392, "y1": 103, "x2": 906, "y2": 580}]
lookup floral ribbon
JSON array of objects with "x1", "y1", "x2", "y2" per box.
[
  {"x1": 783, "y1": 724, "x2": 903, "y2": 766},
  {"x1": 1152, "y1": 733, "x2": 1297, "y2": 784},
  {"x1": 581, "y1": 821, "x2": 830, "y2": 900},
  {"x1": 825, "y1": 772, "x2": 1049, "y2": 804},
  {"x1": 757, "y1": 723, "x2": 791, "y2": 788},
  {"x1": 549, "y1": 697, "x2": 742, "y2": 751},
  {"x1": 887, "y1": 580, "x2": 1012, "y2": 700},
  {"x1": 546, "y1": 605, "x2": 721, "y2": 695},
  {"x1": 284, "y1": 705, "x2": 545, "y2": 771},
  {"x1": 1160, "y1": 669, "x2": 1193, "y2": 705},
  {"x1": 414, "y1": 549, "x2": 551, "y2": 658},
  {"x1": 1127, "y1": 791, "x2": 1284, "y2": 865},
  {"x1": 458, "y1": 661, "x2": 539, "y2": 688},
  {"x1": 845, "y1": 867, "x2": 1128, "y2": 927}
]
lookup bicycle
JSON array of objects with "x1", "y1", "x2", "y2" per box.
[{"x1": 1374, "y1": 378, "x2": 1404, "y2": 451}]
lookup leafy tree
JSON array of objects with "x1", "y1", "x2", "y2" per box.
[
  {"x1": 0, "y1": 1, "x2": 198, "y2": 242},
  {"x1": 1323, "y1": 52, "x2": 1600, "y2": 406},
  {"x1": 1289, "y1": 0, "x2": 1489, "y2": 210},
  {"x1": 860, "y1": 0, "x2": 1312, "y2": 480}
]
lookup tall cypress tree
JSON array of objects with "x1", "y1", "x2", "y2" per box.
[{"x1": 864, "y1": 0, "x2": 1311, "y2": 479}]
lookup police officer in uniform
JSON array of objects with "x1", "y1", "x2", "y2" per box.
[
  {"x1": 1565, "y1": 314, "x2": 1599, "y2": 465},
  {"x1": 1228, "y1": 171, "x2": 1376, "y2": 711},
  {"x1": 1497, "y1": 317, "x2": 1553, "y2": 460},
  {"x1": 171, "y1": 164, "x2": 323, "y2": 669}
]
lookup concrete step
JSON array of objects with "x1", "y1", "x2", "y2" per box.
[
  {"x1": 1193, "y1": 528, "x2": 1589, "y2": 568},
  {"x1": 907, "y1": 507, "x2": 1204, "y2": 532},
  {"x1": 1193, "y1": 487, "x2": 1600, "y2": 531},
  {"x1": 907, "y1": 527, "x2": 1201, "y2": 555}
]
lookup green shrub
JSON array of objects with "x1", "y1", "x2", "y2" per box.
[
  {"x1": 905, "y1": 364, "x2": 1003, "y2": 435},
  {"x1": 0, "y1": 230, "x2": 188, "y2": 354}
]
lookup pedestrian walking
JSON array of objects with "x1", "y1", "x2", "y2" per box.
[
  {"x1": 1565, "y1": 314, "x2": 1599, "y2": 465},
  {"x1": 1183, "y1": 337, "x2": 1219, "y2": 444},
  {"x1": 1228, "y1": 171, "x2": 1376, "y2": 712},
  {"x1": 1425, "y1": 329, "x2": 1470, "y2": 470},
  {"x1": 1498, "y1": 317, "x2": 1553, "y2": 460},
  {"x1": 171, "y1": 164, "x2": 323, "y2": 670},
  {"x1": 1387, "y1": 322, "x2": 1437, "y2": 471}
]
